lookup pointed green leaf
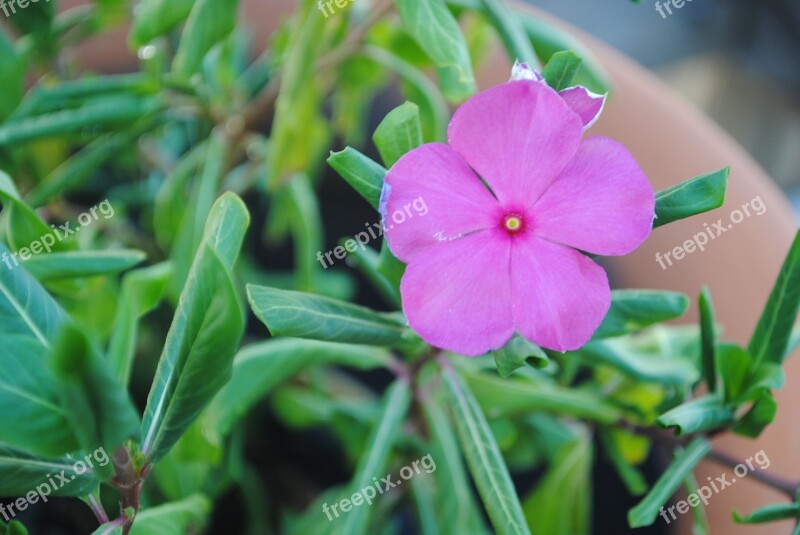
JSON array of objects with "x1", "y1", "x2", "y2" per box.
[
  {"x1": 541, "y1": 51, "x2": 582, "y2": 91},
  {"x1": 49, "y1": 325, "x2": 140, "y2": 475},
  {"x1": 592, "y1": 290, "x2": 689, "y2": 340},
  {"x1": 733, "y1": 390, "x2": 777, "y2": 439},
  {"x1": 108, "y1": 262, "x2": 173, "y2": 387},
  {"x1": 443, "y1": 366, "x2": 531, "y2": 535},
  {"x1": 129, "y1": 495, "x2": 211, "y2": 535},
  {"x1": 628, "y1": 437, "x2": 710, "y2": 528},
  {"x1": 523, "y1": 436, "x2": 592, "y2": 535},
  {"x1": 129, "y1": 0, "x2": 194, "y2": 47},
  {"x1": 733, "y1": 502, "x2": 800, "y2": 524},
  {"x1": 396, "y1": 0, "x2": 476, "y2": 100},
  {"x1": 464, "y1": 371, "x2": 622, "y2": 423},
  {"x1": 698, "y1": 286, "x2": 717, "y2": 391},
  {"x1": 715, "y1": 343, "x2": 751, "y2": 404},
  {"x1": 749, "y1": 230, "x2": 800, "y2": 365},
  {"x1": 247, "y1": 285, "x2": 409, "y2": 348},
  {"x1": 0, "y1": 444, "x2": 98, "y2": 497},
  {"x1": 492, "y1": 336, "x2": 549, "y2": 378},
  {"x1": 141, "y1": 193, "x2": 249, "y2": 462},
  {"x1": 333, "y1": 380, "x2": 411, "y2": 535},
  {"x1": 478, "y1": 0, "x2": 538, "y2": 67},
  {"x1": 373, "y1": 102, "x2": 423, "y2": 168},
  {"x1": 327, "y1": 147, "x2": 386, "y2": 210},
  {"x1": 172, "y1": 0, "x2": 240, "y2": 77},
  {"x1": 656, "y1": 396, "x2": 735, "y2": 435},
  {"x1": 23, "y1": 250, "x2": 146, "y2": 282},
  {"x1": 653, "y1": 168, "x2": 729, "y2": 228},
  {"x1": 203, "y1": 339, "x2": 390, "y2": 442}
]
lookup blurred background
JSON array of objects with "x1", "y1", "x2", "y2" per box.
[{"x1": 526, "y1": 0, "x2": 800, "y2": 216}]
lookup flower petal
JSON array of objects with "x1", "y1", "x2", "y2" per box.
[
  {"x1": 400, "y1": 230, "x2": 515, "y2": 356},
  {"x1": 447, "y1": 80, "x2": 583, "y2": 207},
  {"x1": 511, "y1": 235, "x2": 610, "y2": 351},
  {"x1": 531, "y1": 136, "x2": 655, "y2": 256},
  {"x1": 559, "y1": 86, "x2": 606, "y2": 129},
  {"x1": 384, "y1": 143, "x2": 499, "y2": 263}
]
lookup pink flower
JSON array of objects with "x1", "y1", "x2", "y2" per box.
[{"x1": 381, "y1": 75, "x2": 655, "y2": 356}]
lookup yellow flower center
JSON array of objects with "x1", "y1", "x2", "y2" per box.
[{"x1": 504, "y1": 215, "x2": 523, "y2": 232}]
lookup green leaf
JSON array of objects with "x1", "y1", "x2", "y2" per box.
[
  {"x1": 29, "y1": 122, "x2": 159, "y2": 207},
  {"x1": 332, "y1": 380, "x2": 411, "y2": 535},
  {"x1": 464, "y1": 371, "x2": 622, "y2": 423},
  {"x1": 396, "y1": 0, "x2": 476, "y2": 100},
  {"x1": 129, "y1": 0, "x2": 195, "y2": 47},
  {"x1": 492, "y1": 336, "x2": 549, "y2": 378},
  {"x1": 0, "y1": 444, "x2": 99, "y2": 497},
  {"x1": 0, "y1": 97, "x2": 161, "y2": 146},
  {"x1": 91, "y1": 523, "x2": 123, "y2": 535},
  {"x1": 48, "y1": 325, "x2": 140, "y2": 476},
  {"x1": 141, "y1": 193, "x2": 249, "y2": 462},
  {"x1": 715, "y1": 343, "x2": 751, "y2": 404},
  {"x1": 203, "y1": 339, "x2": 390, "y2": 442},
  {"x1": 108, "y1": 262, "x2": 173, "y2": 387},
  {"x1": 23, "y1": 250, "x2": 146, "y2": 282},
  {"x1": 247, "y1": 285, "x2": 409, "y2": 348},
  {"x1": 698, "y1": 286, "x2": 717, "y2": 392},
  {"x1": 129, "y1": 495, "x2": 211, "y2": 535},
  {"x1": 372, "y1": 102, "x2": 423, "y2": 168},
  {"x1": 579, "y1": 338, "x2": 700, "y2": 385},
  {"x1": 733, "y1": 502, "x2": 800, "y2": 524},
  {"x1": 284, "y1": 175, "x2": 324, "y2": 292},
  {"x1": 733, "y1": 390, "x2": 777, "y2": 439},
  {"x1": 478, "y1": 0, "x2": 539, "y2": 67},
  {"x1": 541, "y1": 51, "x2": 582, "y2": 91},
  {"x1": 0, "y1": 171, "x2": 73, "y2": 253},
  {"x1": 172, "y1": 0, "x2": 240, "y2": 77},
  {"x1": 361, "y1": 46, "x2": 449, "y2": 141},
  {"x1": 656, "y1": 396, "x2": 735, "y2": 435},
  {"x1": 523, "y1": 436, "x2": 592, "y2": 535},
  {"x1": 628, "y1": 437, "x2": 711, "y2": 528},
  {"x1": 442, "y1": 366, "x2": 530, "y2": 535},
  {"x1": 653, "y1": 168, "x2": 729, "y2": 228},
  {"x1": 592, "y1": 290, "x2": 689, "y2": 340},
  {"x1": 421, "y1": 388, "x2": 489, "y2": 534},
  {"x1": 0, "y1": 246, "x2": 80, "y2": 456},
  {"x1": 749, "y1": 230, "x2": 800, "y2": 365},
  {"x1": 0, "y1": 31, "x2": 24, "y2": 121},
  {"x1": 599, "y1": 430, "x2": 648, "y2": 497},
  {"x1": 327, "y1": 147, "x2": 386, "y2": 211},
  {"x1": 1, "y1": 520, "x2": 29, "y2": 535}
]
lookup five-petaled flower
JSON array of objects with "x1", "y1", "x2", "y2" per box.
[{"x1": 380, "y1": 64, "x2": 656, "y2": 356}]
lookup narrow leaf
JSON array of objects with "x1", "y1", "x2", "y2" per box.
[
  {"x1": 327, "y1": 147, "x2": 386, "y2": 210},
  {"x1": 592, "y1": 290, "x2": 689, "y2": 340},
  {"x1": 541, "y1": 51, "x2": 582, "y2": 91},
  {"x1": 372, "y1": 102, "x2": 423, "y2": 168},
  {"x1": 653, "y1": 168, "x2": 729, "y2": 228},
  {"x1": 247, "y1": 285, "x2": 409, "y2": 348},
  {"x1": 443, "y1": 366, "x2": 531, "y2": 535},
  {"x1": 749, "y1": 230, "x2": 800, "y2": 365},
  {"x1": 628, "y1": 438, "x2": 711, "y2": 528},
  {"x1": 141, "y1": 193, "x2": 249, "y2": 462}
]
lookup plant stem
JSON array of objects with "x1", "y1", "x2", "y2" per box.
[
  {"x1": 111, "y1": 445, "x2": 148, "y2": 535},
  {"x1": 87, "y1": 493, "x2": 110, "y2": 524},
  {"x1": 706, "y1": 448, "x2": 798, "y2": 498}
]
